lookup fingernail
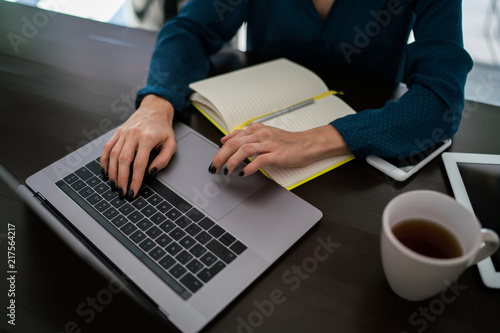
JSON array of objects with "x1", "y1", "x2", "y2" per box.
[
  {"x1": 101, "y1": 168, "x2": 106, "y2": 176},
  {"x1": 208, "y1": 164, "x2": 216, "y2": 174},
  {"x1": 239, "y1": 170, "x2": 245, "y2": 177},
  {"x1": 118, "y1": 187, "x2": 124, "y2": 199},
  {"x1": 110, "y1": 180, "x2": 116, "y2": 191},
  {"x1": 149, "y1": 167, "x2": 158, "y2": 177},
  {"x1": 127, "y1": 190, "x2": 135, "y2": 200},
  {"x1": 223, "y1": 167, "x2": 228, "y2": 175}
]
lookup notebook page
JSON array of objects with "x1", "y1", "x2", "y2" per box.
[
  {"x1": 189, "y1": 59, "x2": 328, "y2": 132},
  {"x1": 260, "y1": 95, "x2": 355, "y2": 188}
]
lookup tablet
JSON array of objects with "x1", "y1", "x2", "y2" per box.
[
  {"x1": 366, "y1": 139, "x2": 452, "y2": 181},
  {"x1": 442, "y1": 152, "x2": 500, "y2": 288}
]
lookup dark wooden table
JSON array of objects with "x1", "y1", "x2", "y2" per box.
[{"x1": 0, "y1": 2, "x2": 499, "y2": 333}]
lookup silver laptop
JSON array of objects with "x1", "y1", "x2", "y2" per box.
[{"x1": 6, "y1": 121, "x2": 322, "y2": 332}]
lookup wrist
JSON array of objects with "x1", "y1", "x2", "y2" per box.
[
  {"x1": 140, "y1": 94, "x2": 175, "y2": 124},
  {"x1": 304, "y1": 125, "x2": 351, "y2": 160}
]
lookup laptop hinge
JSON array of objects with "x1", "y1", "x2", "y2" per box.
[
  {"x1": 158, "y1": 306, "x2": 171, "y2": 318},
  {"x1": 34, "y1": 192, "x2": 47, "y2": 204}
]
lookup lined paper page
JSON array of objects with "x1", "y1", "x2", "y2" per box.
[{"x1": 190, "y1": 59, "x2": 328, "y2": 132}]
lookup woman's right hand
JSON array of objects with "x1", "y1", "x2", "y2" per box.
[{"x1": 100, "y1": 94, "x2": 177, "y2": 199}]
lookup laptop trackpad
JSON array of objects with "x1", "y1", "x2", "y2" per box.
[{"x1": 157, "y1": 132, "x2": 266, "y2": 220}]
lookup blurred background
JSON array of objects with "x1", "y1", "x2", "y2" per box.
[{"x1": 2, "y1": 0, "x2": 500, "y2": 106}]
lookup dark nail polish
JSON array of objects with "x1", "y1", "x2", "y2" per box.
[
  {"x1": 110, "y1": 180, "x2": 116, "y2": 191},
  {"x1": 118, "y1": 187, "x2": 124, "y2": 199},
  {"x1": 239, "y1": 170, "x2": 245, "y2": 177},
  {"x1": 149, "y1": 167, "x2": 158, "y2": 177},
  {"x1": 223, "y1": 167, "x2": 228, "y2": 175},
  {"x1": 100, "y1": 168, "x2": 106, "y2": 176},
  {"x1": 208, "y1": 164, "x2": 217, "y2": 174},
  {"x1": 127, "y1": 190, "x2": 135, "y2": 200}
]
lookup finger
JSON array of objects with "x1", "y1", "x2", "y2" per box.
[
  {"x1": 225, "y1": 141, "x2": 268, "y2": 175},
  {"x1": 116, "y1": 139, "x2": 138, "y2": 198},
  {"x1": 149, "y1": 137, "x2": 177, "y2": 175},
  {"x1": 100, "y1": 131, "x2": 120, "y2": 176},
  {"x1": 127, "y1": 145, "x2": 151, "y2": 200},
  {"x1": 211, "y1": 133, "x2": 258, "y2": 173},
  {"x1": 107, "y1": 137, "x2": 126, "y2": 191},
  {"x1": 220, "y1": 129, "x2": 243, "y2": 144},
  {"x1": 239, "y1": 153, "x2": 274, "y2": 177}
]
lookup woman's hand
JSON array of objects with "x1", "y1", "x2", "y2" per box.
[
  {"x1": 100, "y1": 94, "x2": 176, "y2": 199},
  {"x1": 209, "y1": 122, "x2": 351, "y2": 176}
]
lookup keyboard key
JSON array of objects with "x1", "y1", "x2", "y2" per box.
[
  {"x1": 200, "y1": 252, "x2": 217, "y2": 267},
  {"x1": 141, "y1": 204, "x2": 158, "y2": 217},
  {"x1": 78, "y1": 186, "x2": 94, "y2": 198},
  {"x1": 176, "y1": 250, "x2": 193, "y2": 265},
  {"x1": 185, "y1": 223, "x2": 202, "y2": 237},
  {"x1": 130, "y1": 230, "x2": 146, "y2": 244},
  {"x1": 118, "y1": 203, "x2": 134, "y2": 216},
  {"x1": 189, "y1": 244, "x2": 207, "y2": 258},
  {"x1": 158, "y1": 255, "x2": 176, "y2": 270},
  {"x1": 157, "y1": 201, "x2": 172, "y2": 214},
  {"x1": 136, "y1": 219, "x2": 153, "y2": 231},
  {"x1": 175, "y1": 216, "x2": 192, "y2": 229},
  {"x1": 120, "y1": 222, "x2": 137, "y2": 236},
  {"x1": 95, "y1": 201, "x2": 111, "y2": 212},
  {"x1": 131, "y1": 197, "x2": 147, "y2": 210},
  {"x1": 127, "y1": 211, "x2": 145, "y2": 224},
  {"x1": 195, "y1": 231, "x2": 212, "y2": 245},
  {"x1": 93, "y1": 183, "x2": 108, "y2": 194},
  {"x1": 180, "y1": 273, "x2": 203, "y2": 293},
  {"x1": 147, "y1": 193, "x2": 162, "y2": 206},
  {"x1": 165, "y1": 242, "x2": 183, "y2": 256},
  {"x1": 150, "y1": 212, "x2": 167, "y2": 225},
  {"x1": 230, "y1": 241, "x2": 248, "y2": 255},
  {"x1": 146, "y1": 226, "x2": 162, "y2": 240},
  {"x1": 139, "y1": 238, "x2": 156, "y2": 252},
  {"x1": 220, "y1": 232, "x2": 236, "y2": 246},
  {"x1": 198, "y1": 217, "x2": 215, "y2": 230},
  {"x1": 169, "y1": 264, "x2": 187, "y2": 279},
  {"x1": 165, "y1": 207, "x2": 181, "y2": 221},
  {"x1": 156, "y1": 234, "x2": 173, "y2": 248},
  {"x1": 186, "y1": 208, "x2": 204, "y2": 222},
  {"x1": 102, "y1": 190, "x2": 117, "y2": 201},
  {"x1": 206, "y1": 239, "x2": 236, "y2": 264},
  {"x1": 86, "y1": 193, "x2": 102, "y2": 205},
  {"x1": 110, "y1": 215, "x2": 128, "y2": 228},
  {"x1": 103, "y1": 208, "x2": 119, "y2": 220},
  {"x1": 208, "y1": 225, "x2": 225, "y2": 238},
  {"x1": 75, "y1": 166, "x2": 92, "y2": 181},
  {"x1": 85, "y1": 160, "x2": 102, "y2": 175},
  {"x1": 149, "y1": 246, "x2": 166, "y2": 261},
  {"x1": 63, "y1": 173, "x2": 78, "y2": 184},
  {"x1": 139, "y1": 186, "x2": 154, "y2": 199},
  {"x1": 159, "y1": 220, "x2": 176, "y2": 233},
  {"x1": 169, "y1": 228, "x2": 186, "y2": 241},
  {"x1": 197, "y1": 261, "x2": 225, "y2": 283},
  {"x1": 70, "y1": 180, "x2": 85, "y2": 191},
  {"x1": 186, "y1": 259, "x2": 203, "y2": 274},
  {"x1": 110, "y1": 197, "x2": 126, "y2": 209},
  {"x1": 179, "y1": 235, "x2": 196, "y2": 249},
  {"x1": 86, "y1": 176, "x2": 100, "y2": 187}
]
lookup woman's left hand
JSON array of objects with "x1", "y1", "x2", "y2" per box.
[{"x1": 209, "y1": 122, "x2": 351, "y2": 176}]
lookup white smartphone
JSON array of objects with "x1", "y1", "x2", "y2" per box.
[{"x1": 366, "y1": 139, "x2": 452, "y2": 181}]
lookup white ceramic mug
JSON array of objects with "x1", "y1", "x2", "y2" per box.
[{"x1": 381, "y1": 190, "x2": 499, "y2": 301}]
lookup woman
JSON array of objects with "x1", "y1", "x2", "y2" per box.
[{"x1": 101, "y1": 0, "x2": 472, "y2": 199}]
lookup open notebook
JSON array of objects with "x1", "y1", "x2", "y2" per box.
[{"x1": 190, "y1": 58, "x2": 355, "y2": 189}]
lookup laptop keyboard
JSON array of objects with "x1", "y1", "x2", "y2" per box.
[{"x1": 55, "y1": 157, "x2": 247, "y2": 300}]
